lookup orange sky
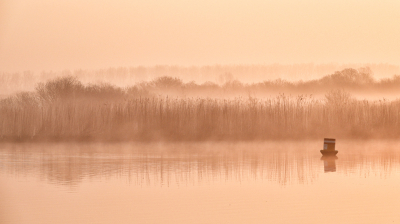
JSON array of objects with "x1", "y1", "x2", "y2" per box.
[{"x1": 0, "y1": 0, "x2": 399, "y2": 72}]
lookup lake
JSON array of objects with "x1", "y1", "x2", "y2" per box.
[{"x1": 1, "y1": 140, "x2": 400, "y2": 224}]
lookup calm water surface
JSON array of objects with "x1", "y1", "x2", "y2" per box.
[{"x1": 1, "y1": 140, "x2": 400, "y2": 224}]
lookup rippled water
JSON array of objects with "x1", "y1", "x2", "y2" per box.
[{"x1": 1, "y1": 140, "x2": 400, "y2": 224}]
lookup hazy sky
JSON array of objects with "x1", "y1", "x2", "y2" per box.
[{"x1": 1, "y1": 0, "x2": 399, "y2": 72}]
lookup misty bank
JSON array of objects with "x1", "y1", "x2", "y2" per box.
[{"x1": 1, "y1": 76, "x2": 400, "y2": 141}]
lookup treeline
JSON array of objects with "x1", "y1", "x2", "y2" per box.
[
  {"x1": 1, "y1": 64, "x2": 399, "y2": 96},
  {"x1": 0, "y1": 68, "x2": 396, "y2": 103},
  {"x1": 2, "y1": 68, "x2": 400, "y2": 99},
  {"x1": 1, "y1": 75, "x2": 400, "y2": 141}
]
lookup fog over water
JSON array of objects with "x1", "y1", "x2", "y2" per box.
[{"x1": 2, "y1": 141, "x2": 400, "y2": 224}]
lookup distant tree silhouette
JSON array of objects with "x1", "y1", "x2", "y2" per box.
[
  {"x1": 36, "y1": 76, "x2": 84, "y2": 102},
  {"x1": 320, "y1": 68, "x2": 374, "y2": 86},
  {"x1": 151, "y1": 76, "x2": 183, "y2": 89}
]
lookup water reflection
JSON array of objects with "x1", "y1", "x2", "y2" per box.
[
  {"x1": 1, "y1": 141, "x2": 400, "y2": 188},
  {"x1": 321, "y1": 156, "x2": 337, "y2": 172},
  {"x1": 0, "y1": 142, "x2": 320, "y2": 187}
]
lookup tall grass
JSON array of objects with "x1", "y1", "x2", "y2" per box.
[{"x1": 1, "y1": 77, "x2": 400, "y2": 141}]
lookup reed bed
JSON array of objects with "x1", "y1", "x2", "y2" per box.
[{"x1": 1, "y1": 78, "x2": 400, "y2": 141}]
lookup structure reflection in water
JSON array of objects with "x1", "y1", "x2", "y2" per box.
[{"x1": 321, "y1": 156, "x2": 338, "y2": 172}]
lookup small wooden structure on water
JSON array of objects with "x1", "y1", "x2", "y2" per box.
[{"x1": 320, "y1": 138, "x2": 338, "y2": 156}]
